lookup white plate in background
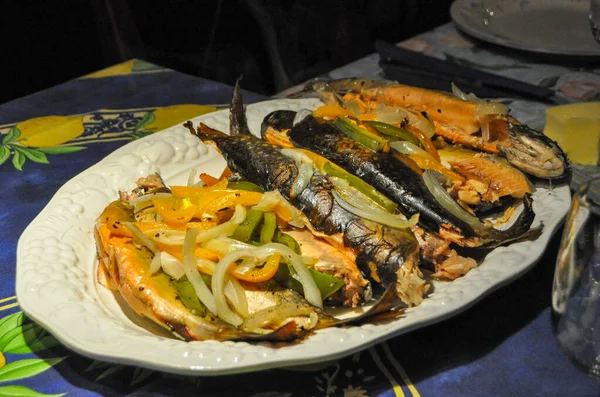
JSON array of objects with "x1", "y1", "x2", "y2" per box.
[{"x1": 451, "y1": 0, "x2": 600, "y2": 57}]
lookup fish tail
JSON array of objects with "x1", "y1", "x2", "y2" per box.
[{"x1": 230, "y1": 76, "x2": 253, "y2": 136}]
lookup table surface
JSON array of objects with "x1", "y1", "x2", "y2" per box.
[{"x1": 2, "y1": 23, "x2": 600, "y2": 396}]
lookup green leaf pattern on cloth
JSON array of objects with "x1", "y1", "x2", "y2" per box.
[
  {"x1": 0, "y1": 385, "x2": 65, "y2": 397},
  {"x1": 0, "y1": 358, "x2": 64, "y2": 383}
]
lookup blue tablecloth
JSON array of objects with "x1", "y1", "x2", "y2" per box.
[{"x1": 1, "y1": 38, "x2": 599, "y2": 396}]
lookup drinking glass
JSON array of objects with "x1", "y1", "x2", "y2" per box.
[
  {"x1": 591, "y1": 0, "x2": 600, "y2": 43},
  {"x1": 552, "y1": 176, "x2": 600, "y2": 377}
]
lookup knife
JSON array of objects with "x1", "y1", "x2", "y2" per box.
[{"x1": 375, "y1": 40, "x2": 555, "y2": 102}]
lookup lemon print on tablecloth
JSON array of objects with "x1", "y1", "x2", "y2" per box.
[
  {"x1": 1, "y1": 115, "x2": 87, "y2": 171},
  {"x1": 17, "y1": 115, "x2": 85, "y2": 147},
  {"x1": 1, "y1": 104, "x2": 217, "y2": 171},
  {"x1": 84, "y1": 59, "x2": 164, "y2": 79},
  {"x1": 134, "y1": 104, "x2": 216, "y2": 137}
]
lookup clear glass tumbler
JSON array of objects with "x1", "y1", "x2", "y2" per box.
[{"x1": 552, "y1": 176, "x2": 600, "y2": 377}]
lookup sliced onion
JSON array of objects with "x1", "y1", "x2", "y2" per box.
[
  {"x1": 293, "y1": 108, "x2": 312, "y2": 126},
  {"x1": 241, "y1": 302, "x2": 318, "y2": 331},
  {"x1": 452, "y1": 82, "x2": 480, "y2": 102},
  {"x1": 183, "y1": 228, "x2": 217, "y2": 313},
  {"x1": 212, "y1": 250, "x2": 253, "y2": 326},
  {"x1": 124, "y1": 222, "x2": 160, "y2": 255},
  {"x1": 452, "y1": 82, "x2": 509, "y2": 118},
  {"x1": 332, "y1": 190, "x2": 419, "y2": 229},
  {"x1": 391, "y1": 141, "x2": 436, "y2": 161},
  {"x1": 160, "y1": 252, "x2": 185, "y2": 280},
  {"x1": 149, "y1": 252, "x2": 162, "y2": 274},
  {"x1": 145, "y1": 229, "x2": 186, "y2": 246},
  {"x1": 345, "y1": 99, "x2": 363, "y2": 117},
  {"x1": 422, "y1": 170, "x2": 485, "y2": 231},
  {"x1": 411, "y1": 117, "x2": 436, "y2": 138},
  {"x1": 194, "y1": 205, "x2": 247, "y2": 243},
  {"x1": 203, "y1": 237, "x2": 316, "y2": 265},
  {"x1": 202, "y1": 237, "x2": 255, "y2": 255},
  {"x1": 129, "y1": 192, "x2": 173, "y2": 207},
  {"x1": 263, "y1": 243, "x2": 322, "y2": 308},
  {"x1": 187, "y1": 168, "x2": 198, "y2": 187},
  {"x1": 280, "y1": 149, "x2": 314, "y2": 198},
  {"x1": 255, "y1": 190, "x2": 305, "y2": 228},
  {"x1": 475, "y1": 101, "x2": 509, "y2": 118},
  {"x1": 224, "y1": 274, "x2": 249, "y2": 317},
  {"x1": 375, "y1": 102, "x2": 409, "y2": 124}
]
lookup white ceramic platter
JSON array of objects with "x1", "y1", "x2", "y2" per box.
[
  {"x1": 450, "y1": 0, "x2": 600, "y2": 56},
  {"x1": 16, "y1": 98, "x2": 570, "y2": 375}
]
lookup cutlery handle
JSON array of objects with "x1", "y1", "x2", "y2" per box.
[{"x1": 375, "y1": 40, "x2": 554, "y2": 100}]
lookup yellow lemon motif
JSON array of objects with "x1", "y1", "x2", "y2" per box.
[
  {"x1": 17, "y1": 115, "x2": 85, "y2": 147},
  {"x1": 0, "y1": 351, "x2": 5, "y2": 368},
  {"x1": 143, "y1": 104, "x2": 217, "y2": 133},
  {"x1": 84, "y1": 60, "x2": 136, "y2": 79}
]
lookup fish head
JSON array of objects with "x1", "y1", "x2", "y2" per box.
[{"x1": 499, "y1": 122, "x2": 569, "y2": 180}]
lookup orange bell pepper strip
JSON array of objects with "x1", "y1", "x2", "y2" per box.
[
  {"x1": 230, "y1": 253, "x2": 281, "y2": 283},
  {"x1": 406, "y1": 125, "x2": 440, "y2": 162},
  {"x1": 199, "y1": 191, "x2": 263, "y2": 219},
  {"x1": 155, "y1": 242, "x2": 221, "y2": 263},
  {"x1": 170, "y1": 179, "x2": 229, "y2": 198},
  {"x1": 407, "y1": 154, "x2": 466, "y2": 183},
  {"x1": 313, "y1": 104, "x2": 354, "y2": 120},
  {"x1": 199, "y1": 173, "x2": 220, "y2": 186}
]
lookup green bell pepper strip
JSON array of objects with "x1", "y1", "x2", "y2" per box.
[
  {"x1": 365, "y1": 120, "x2": 423, "y2": 148},
  {"x1": 274, "y1": 263, "x2": 345, "y2": 300},
  {"x1": 232, "y1": 209, "x2": 264, "y2": 242},
  {"x1": 259, "y1": 211, "x2": 277, "y2": 244},
  {"x1": 322, "y1": 162, "x2": 397, "y2": 213},
  {"x1": 175, "y1": 276, "x2": 207, "y2": 316},
  {"x1": 334, "y1": 117, "x2": 390, "y2": 152},
  {"x1": 226, "y1": 180, "x2": 265, "y2": 193},
  {"x1": 273, "y1": 231, "x2": 301, "y2": 254}
]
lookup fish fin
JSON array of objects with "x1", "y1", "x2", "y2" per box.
[
  {"x1": 230, "y1": 76, "x2": 253, "y2": 136},
  {"x1": 186, "y1": 121, "x2": 228, "y2": 141}
]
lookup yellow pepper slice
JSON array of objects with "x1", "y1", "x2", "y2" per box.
[{"x1": 231, "y1": 253, "x2": 281, "y2": 283}]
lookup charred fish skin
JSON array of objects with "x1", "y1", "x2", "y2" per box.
[
  {"x1": 287, "y1": 114, "x2": 474, "y2": 236},
  {"x1": 190, "y1": 122, "x2": 420, "y2": 290}
]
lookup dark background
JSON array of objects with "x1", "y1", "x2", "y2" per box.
[{"x1": 2, "y1": 0, "x2": 453, "y2": 104}]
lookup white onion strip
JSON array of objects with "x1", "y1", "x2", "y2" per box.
[
  {"x1": 391, "y1": 141, "x2": 436, "y2": 161},
  {"x1": 203, "y1": 237, "x2": 316, "y2": 265},
  {"x1": 280, "y1": 148, "x2": 314, "y2": 198},
  {"x1": 422, "y1": 170, "x2": 485, "y2": 231},
  {"x1": 259, "y1": 243, "x2": 322, "y2": 309},
  {"x1": 160, "y1": 252, "x2": 185, "y2": 280},
  {"x1": 224, "y1": 274, "x2": 249, "y2": 318},
  {"x1": 194, "y1": 205, "x2": 247, "y2": 243},
  {"x1": 149, "y1": 253, "x2": 162, "y2": 274},
  {"x1": 255, "y1": 191, "x2": 305, "y2": 228},
  {"x1": 187, "y1": 168, "x2": 198, "y2": 187},
  {"x1": 212, "y1": 251, "x2": 252, "y2": 326},
  {"x1": 332, "y1": 190, "x2": 419, "y2": 229},
  {"x1": 123, "y1": 222, "x2": 160, "y2": 255},
  {"x1": 129, "y1": 192, "x2": 173, "y2": 206},
  {"x1": 182, "y1": 228, "x2": 217, "y2": 313},
  {"x1": 242, "y1": 302, "x2": 318, "y2": 331}
]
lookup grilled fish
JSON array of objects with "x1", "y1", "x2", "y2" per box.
[
  {"x1": 262, "y1": 110, "x2": 539, "y2": 248},
  {"x1": 290, "y1": 78, "x2": 569, "y2": 180},
  {"x1": 187, "y1": 82, "x2": 426, "y2": 307}
]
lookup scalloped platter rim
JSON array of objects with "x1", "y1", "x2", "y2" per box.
[{"x1": 16, "y1": 98, "x2": 570, "y2": 375}]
